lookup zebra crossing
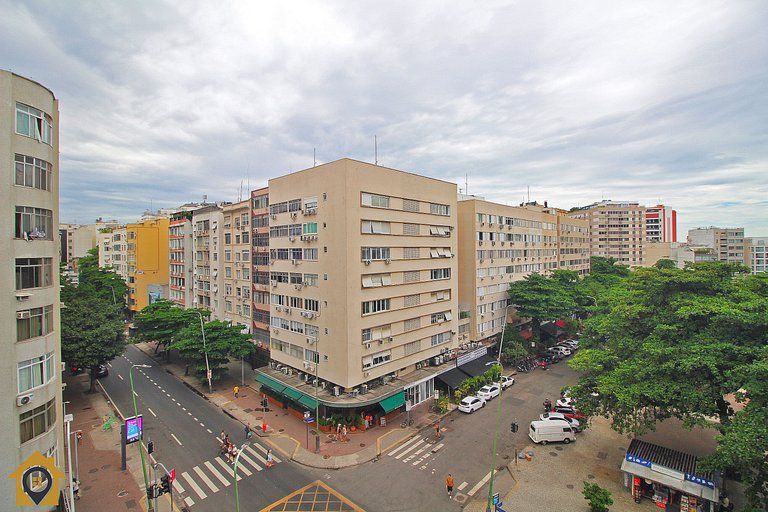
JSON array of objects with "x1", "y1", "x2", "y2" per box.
[
  {"x1": 386, "y1": 436, "x2": 445, "y2": 470},
  {"x1": 173, "y1": 442, "x2": 281, "y2": 508}
]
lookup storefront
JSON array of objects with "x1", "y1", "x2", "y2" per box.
[{"x1": 621, "y1": 439, "x2": 720, "y2": 511}]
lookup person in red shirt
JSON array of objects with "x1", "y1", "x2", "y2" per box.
[{"x1": 446, "y1": 474, "x2": 454, "y2": 499}]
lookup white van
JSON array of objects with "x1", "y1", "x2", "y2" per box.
[{"x1": 528, "y1": 420, "x2": 576, "y2": 445}]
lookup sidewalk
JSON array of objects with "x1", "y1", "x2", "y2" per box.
[{"x1": 133, "y1": 342, "x2": 444, "y2": 470}]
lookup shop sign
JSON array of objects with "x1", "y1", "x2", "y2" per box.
[
  {"x1": 685, "y1": 473, "x2": 715, "y2": 489},
  {"x1": 625, "y1": 453, "x2": 652, "y2": 467},
  {"x1": 652, "y1": 464, "x2": 684, "y2": 480}
]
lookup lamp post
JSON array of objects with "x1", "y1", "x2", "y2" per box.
[
  {"x1": 314, "y1": 340, "x2": 320, "y2": 453},
  {"x1": 194, "y1": 311, "x2": 213, "y2": 394},
  {"x1": 130, "y1": 364, "x2": 152, "y2": 512},
  {"x1": 234, "y1": 442, "x2": 249, "y2": 512},
  {"x1": 486, "y1": 304, "x2": 512, "y2": 512},
  {"x1": 106, "y1": 285, "x2": 117, "y2": 305},
  {"x1": 63, "y1": 401, "x2": 75, "y2": 512}
]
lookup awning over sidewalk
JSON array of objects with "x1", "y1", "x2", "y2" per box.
[
  {"x1": 282, "y1": 387, "x2": 303, "y2": 401},
  {"x1": 458, "y1": 355, "x2": 499, "y2": 377},
  {"x1": 435, "y1": 368, "x2": 468, "y2": 389},
  {"x1": 298, "y1": 395, "x2": 317, "y2": 410},
  {"x1": 256, "y1": 373, "x2": 286, "y2": 394},
  {"x1": 379, "y1": 391, "x2": 405, "y2": 413}
]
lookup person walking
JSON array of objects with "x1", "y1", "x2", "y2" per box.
[
  {"x1": 435, "y1": 421, "x2": 441, "y2": 438},
  {"x1": 234, "y1": 385, "x2": 240, "y2": 398},
  {"x1": 73, "y1": 479, "x2": 80, "y2": 500},
  {"x1": 446, "y1": 474, "x2": 454, "y2": 499},
  {"x1": 244, "y1": 422, "x2": 252, "y2": 439},
  {"x1": 341, "y1": 424, "x2": 348, "y2": 443},
  {"x1": 266, "y1": 449, "x2": 274, "y2": 468}
]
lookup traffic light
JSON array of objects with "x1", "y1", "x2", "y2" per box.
[
  {"x1": 510, "y1": 422, "x2": 519, "y2": 433},
  {"x1": 262, "y1": 398, "x2": 268, "y2": 409},
  {"x1": 159, "y1": 474, "x2": 171, "y2": 496},
  {"x1": 147, "y1": 441, "x2": 154, "y2": 455},
  {"x1": 147, "y1": 484, "x2": 157, "y2": 499}
]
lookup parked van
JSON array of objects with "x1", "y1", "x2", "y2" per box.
[{"x1": 528, "y1": 420, "x2": 576, "y2": 445}]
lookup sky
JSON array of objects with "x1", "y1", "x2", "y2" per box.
[{"x1": 3, "y1": 1, "x2": 767, "y2": 237}]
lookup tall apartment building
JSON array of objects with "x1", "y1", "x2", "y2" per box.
[
  {"x1": 223, "y1": 200, "x2": 252, "y2": 331},
  {"x1": 169, "y1": 211, "x2": 194, "y2": 307},
  {"x1": 645, "y1": 205, "x2": 677, "y2": 243},
  {"x1": 192, "y1": 205, "x2": 224, "y2": 316},
  {"x1": 568, "y1": 200, "x2": 646, "y2": 266},
  {"x1": 745, "y1": 237, "x2": 767, "y2": 274},
  {"x1": 687, "y1": 227, "x2": 746, "y2": 264},
  {"x1": 456, "y1": 199, "x2": 589, "y2": 343},
  {"x1": 251, "y1": 188, "x2": 270, "y2": 349},
  {"x1": 126, "y1": 217, "x2": 170, "y2": 312},
  {"x1": 257, "y1": 159, "x2": 459, "y2": 417},
  {"x1": 1, "y1": 71, "x2": 65, "y2": 506},
  {"x1": 97, "y1": 226, "x2": 128, "y2": 279}
]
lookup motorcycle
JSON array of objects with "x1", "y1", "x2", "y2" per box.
[{"x1": 543, "y1": 399, "x2": 552, "y2": 412}]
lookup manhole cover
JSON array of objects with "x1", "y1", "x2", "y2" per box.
[
  {"x1": 359, "y1": 443, "x2": 365, "y2": 447},
  {"x1": 587, "y1": 474, "x2": 595, "y2": 480},
  {"x1": 88, "y1": 468, "x2": 98, "y2": 474},
  {"x1": 549, "y1": 451, "x2": 558, "y2": 457},
  {"x1": 455, "y1": 494, "x2": 467, "y2": 504},
  {"x1": 278, "y1": 428, "x2": 285, "y2": 432},
  {"x1": 597, "y1": 451, "x2": 607, "y2": 460},
  {"x1": 125, "y1": 499, "x2": 137, "y2": 508},
  {"x1": 555, "y1": 446, "x2": 563, "y2": 451},
  {"x1": 323, "y1": 455, "x2": 330, "y2": 459},
  {"x1": 567, "y1": 484, "x2": 574, "y2": 489}
]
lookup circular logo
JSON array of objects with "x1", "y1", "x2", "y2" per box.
[{"x1": 21, "y1": 465, "x2": 53, "y2": 505}]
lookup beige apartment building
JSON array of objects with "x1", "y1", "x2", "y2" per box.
[
  {"x1": 569, "y1": 200, "x2": 646, "y2": 266},
  {"x1": 1, "y1": 70, "x2": 66, "y2": 507},
  {"x1": 126, "y1": 217, "x2": 170, "y2": 312},
  {"x1": 687, "y1": 227, "x2": 746, "y2": 265},
  {"x1": 250, "y1": 188, "x2": 271, "y2": 349},
  {"x1": 456, "y1": 198, "x2": 589, "y2": 343},
  {"x1": 98, "y1": 226, "x2": 128, "y2": 278},
  {"x1": 192, "y1": 205, "x2": 224, "y2": 316},
  {"x1": 257, "y1": 159, "x2": 459, "y2": 417},
  {"x1": 223, "y1": 200, "x2": 252, "y2": 331},
  {"x1": 169, "y1": 211, "x2": 194, "y2": 307}
]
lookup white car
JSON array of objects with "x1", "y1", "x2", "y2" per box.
[
  {"x1": 556, "y1": 396, "x2": 573, "y2": 408},
  {"x1": 539, "y1": 412, "x2": 582, "y2": 432},
  {"x1": 559, "y1": 340, "x2": 579, "y2": 350},
  {"x1": 499, "y1": 375, "x2": 516, "y2": 389},
  {"x1": 477, "y1": 384, "x2": 501, "y2": 401},
  {"x1": 458, "y1": 396, "x2": 486, "y2": 414},
  {"x1": 549, "y1": 346, "x2": 572, "y2": 357}
]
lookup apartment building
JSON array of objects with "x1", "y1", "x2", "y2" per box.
[
  {"x1": 645, "y1": 205, "x2": 677, "y2": 243},
  {"x1": 568, "y1": 200, "x2": 646, "y2": 266},
  {"x1": 456, "y1": 198, "x2": 590, "y2": 343},
  {"x1": 251, "y1": 188, "x2": 270, "y2": 348},
  {"x1": 222, "y1": 200, "x2": 252, "y2": 331},
  {"x1": 97, "y1": 226, "x2": 128, "y2": 279},
  {"x1": 1, "y1": 70, "x2": 65, "y2": 506},
  {"x1": 126, "y1": 217, "x2": 170, "y2": 312},
  {"x1": 192, "y1": 205, "x2": 224, "y2": 316},
  {"x1": 687, "y1": 227, "x2": 746, "y2": 264},
  {"x1": 257, "y1": 159, "x2": 459, "y2": 417},
  {"x1": 169, "y1": 211, "x2": 194, "y2": 307},
  {"x1": 745, "y1": 237, "x2": 767, "y2": 274}
]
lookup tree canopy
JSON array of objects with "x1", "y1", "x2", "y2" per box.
[
  {"x1": 507, "y1": 271, "x2": 578, "y2": 343},
  {"x1": 132, "y1": 299, "x2": 204, "y2": 361},
  {"x1": 77, "y1": 247, "x2": 128, "y2": 306},
  {"x1": 173, "y1": 320, "x2": 255, "y2": 383}
]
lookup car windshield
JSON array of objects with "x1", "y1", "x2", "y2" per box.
[{"x1": 461, "y1": 398, "x2": 473, "y2": 405}]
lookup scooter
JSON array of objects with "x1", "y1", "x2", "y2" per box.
[{"x1": 543, "y1": 399, "x2": 552, "y2": 412}]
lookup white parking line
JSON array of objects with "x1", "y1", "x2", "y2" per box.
[
  {"x1": 388, "y1": 436, "x2": 422, "y2": 457},
  {"x1": 204, "y1": 461, "x2": 230, "y2": 487},
  {"x1": 171, "y1": 433, "x2": 183, "y2": 446},
  {"x1": 147, "y1": 407, "x2": 156, "y2": 417},
  {"x1": 181, "y1": 471, "x2": 207, "y2": 500},
  {"x1": 193, "y1": 465, "x2": 219, "y2": 493},
  {"x1": 467, "y1": 469, "x2": 496, "y2": 496}
]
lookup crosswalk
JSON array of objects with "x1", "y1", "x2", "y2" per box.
[{"x1": 173, "y1": 442, "x2": 282, "y2": 508}]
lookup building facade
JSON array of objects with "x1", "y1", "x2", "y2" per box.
[
  {"x1": 97, "y1": 226, "x2": 128, "y2": 279},
  {"x1": 687, "y1": 227, "x2": 746, "y2": 265},
  {"x1": 223, "y1": 200, "x2": 252, "y2": 331},
  {"x1": 192, "y1": 206, "x2": 224, "y2": 316},
  {"x1": 126, "y1": 217, "x2": 170, "y2": 312},
  {"x1": 1, "y1": 70, "x2": 65, "y2": 507},
  {"x1": 568, "y1": 200, "x2": 646, "y2": 266},
  {"x1": 251, "y1": 188, "x2": 270, "y2": 349},
  {"x1": 645, "y1": 205, "x2": 677, "y2": 243},
  {"x1": 169, "y1": 211, "x2": 194, "y2": 307},
  {"x1": 745, "y1": 236, "x2": 767, "y2": 274}
]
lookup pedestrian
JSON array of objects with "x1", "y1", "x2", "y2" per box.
[
  {"x1": 224, "y1": 432, "x2": 230, "y2": 444},
  {"x1": 73, "y1": 478, "x2": 80, "y2": 500},
  {"x1": 234, "y1": 385, "x2": 240, "y2": 398},
  {"x1": 341, "y1": 424, "x2": 348, "y2": 442},
  {"x1": 230, "y1": 445, "x2": 238, "y2": 465},
  {"x1": 245, "y1": 422, "x2": 252, "y2": 439},
  {"x1": 228, "y1": 443, "x2": 235, "y2": 463},
  {"x1": 266, "y1": 449, "x2": 274, "y2": 468},
  {"x1": 435, "y1": 421, "x2": 441, "y2": 438},
  {"x1": 446, "y1": 474, "x2": 454, "y2": 499},
  {"x1": 220, "y1": 430, "x2": 227, "y2": 442},
  {"x1": 336, "y1": 423, "x2": 341, "y2": 437}
]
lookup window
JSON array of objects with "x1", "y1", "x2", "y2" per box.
[
  {"x1": 404, "y1": 294, "x2": 420, "y2": 307},
  {"x1": 361, "y1": 221, "x2": 391, "y2": 234},
  {"x1": 403, "y1": 247, "x2": 420, "y2": 259},
  {"x1": 225, "y1": 250, "x2": 232, "y2": 261},
  {"x1": 305, "y1": 349, "x2": 319, "y2": 364},
  {"x1": 362, "y1": 350, "x2": 392, "y2": 370},
  {"x1": 16, "y1": 258, "x2": 53, "y2": 289},
  {"x1": 429, "y1": 225, "x2": 450, "y2": 237},
  {"x1": 404, "y1": 317, "x2": 421, "y2": 331},
  {"x1": 430, "y1": 268, "x2": 451, "y2": 280},
  {"x1": 402, "y1": 199, "x2": 420, "y2": 212},
  {"x1": 290, "y1": 296, "x2": 303, "y2": 309},
  {"x1": 404, "y1": 340, "x2": 421, "y2": 356},
  {"x1": 362, "y1": 298, "x2": 390, "y2": 315},
  {"x1": 431, "y1": 331, "x2": 451, "y2": 346},
  {"x1": 403, "y1": 223, "x2": 420, "y2": 235},
  {"x1": 16, "y1": 103, "x2": 52, "y2": 145},
  {"x1": 361, "y1": 247, "x2": 391, "y2": 261},
  {"x1": 17, "y1": 352, "x2": 55, "y2": 393},
  {"x1": 288, "y1": 199, "x2": 302, "y2": 212},
  {"x1": 403, "y1": 270, "x2": 420, "y2": 283},
  {"x1": 15, "y1": 207, "x2": 53, "y2": 240},
  {"x1": 430, "y1": 203, "x2": 450, "y2": 216},
  {"x1": 304, "y1": 299, "x2": 320, "y2": 312},
  {"x1": 304, "y1": 196, "x2": 318, "y2": 210},
  {"x1": 225, "y1": 267, "x2": 232, "y2": 278},
  {"x1": 304, "y1": 274, "x2": 319, "y2": 287},
  {"x1": 431, "y1": 311, "x2": 451, "y2": 324},
  {"x1": 433, "y1": 290, "x2": 450, "y2": 301},
  {"x1": 362, "y1": 273, "x2": 392, "y2": 288},
  {"x1": 362, "y1": 193, "x2": 390, "y2": 208},
  {"x1": 17, "y1": 305, "x2": 54, "y2": 341},
  {"x1": 303, "y1": 248, "x2": 318, "y2": 261},
  {"x1": 20, "y1": 398, "x2": 56, "y2": 444},
  {"x1": 224, "y1": 233, "x2": 231, "y2": 244},
  {"x1": 15, "y1": 155, "x2": 53, "y2": 191},
  {"x1": 303, "y1": 223, "x2": 318, "y2": 235}
]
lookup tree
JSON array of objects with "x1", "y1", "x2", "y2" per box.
[
  {"x1": 172, "y1": 320, "x2": 255, "y2": 384},
  {"x1": 653, "y1": 258, "x2": 677, "y2": 270},
  {"x1": 582, "y1": 482, "x2": 613, "y2": 512},
  {"x1": 499, "y1": 327, "x2": 530, "y2": 364},
  {"x1": 507, "y1": 272, "x2": 578, "y2": 344},
  {"x1": 133, "y1": 300, "x2": 202, "y2": 362},
  {"x1": 60, "y1": 278, "x2": 126, "y2": 392},
  {"x1": 76, "y1": 247, "x2": 128, "y2": 306}
]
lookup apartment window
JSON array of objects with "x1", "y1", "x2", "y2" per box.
[
  {"x1": 290, "y1": 296, "x2": 303, "y2": 309},
  {"x1": 225, "y1": 267, "x2": 232, "y2": 278},
  {"x1": 304, "y1": 196, "x2": 318, "y2": 209},
  {"x1": 361, "y1": 247, "x2": 391, "y2": 261},
  {"x1": 271, "y1": 272, "x2": 289, "y2": 283},
  {"x1": 403, "y1": 270, "x2": 420, "y2": 283},
  {"x1": 17, "y1": 305, "x2": 55, "y2": 341},
  {"x1": 362, "y1": 350, "x2": 391, "y2": 370},
  {"x1": 15, "y1": 206, "x2": 53, "y2": 240},
  {"x1": 433, "y1": 290, "x2": 450, "y2": 301},
  {"x1": 304, "y1": 274, "x2": 319, "y2": 287},
  {"x1": 403, "y1": 247, "x2": 420, "y2": 259},
  {"x1": 362, "y1": 298, "x2": 390, "y2": 315},
  {"x1": 362, "y1": 274, "x2": 392, "y2": 288},
  {"x1": 243, "y1": 304, "x2": 251, "y2": 317},
  {"x1": 15, "y1": 155, "x2": 53, "y2": 191},
  {"x1": 430, "y1": 203, "x2": 450, "y2": 216},
  {"x1": 430, "y1": 331, "x2": 451, "y2": 347},
  {"x1": 303, "y1": 222, "x2": 318, "y2": 235},
  {"x1": 17, "y1": 352, "x2": 55, "y2": 393},
  {"x1": 404, "y1": 340, "x2": 421, "y2": 356},
  {"x1": 225, "y1": 233, "x2": 231, "y2": 244},
  {"x1": 403, "y1": 223, "x2": 420, "y2": 235},
  {"x1": 305, "y1": 349, "x2": 319, "y2": 364},
  {"x1": 305, "y1": 325, "x2": 319, "y2": 338},
  {"x1": 20, "y1": 398, "x2": 56, "y2": 444},
  {"x1": 431, "y1": 311, "x2": 452, "y2": 324},
  {"x1": 404, "y1": 317, "x2": 421, "y2": 331},
  {"x1": 430, "y1": 268, "x2": 451, "y2": 280},
  {"x1": 430, "y1": 248, "x2": 452, "y2": 258},
  {"x1": 303, "y1": 248, "x2": 318, "y2": 261},
  {"x1": 362, "y1": 193, "x2": 390, "y2": 208},
  {"x1": 288, "y1": 199, "x2": 302, "y2": 212},
  {"x1": 16, "y1": 258, "x2": 53, "y2": 289},
  {"x1": 402, "y1": 199, "x2": 420, "y2": 212},
  {"x1": 226, "y1": 301, "x2": 232, "y2": 313},
  {"x1": 252, "y1": 194, "x2": 269, "y2": 209},
  {"x1": 304, "y1": 299, "x2": 320, "y2": 312},
  {"x1": 404, "y1": 294, "x2": 420, "y2": 307},
  {"x1": 429, "y1": 225, "x2": 450, "y2": 237},
  {"x1": 361, "y1": 221, "x2": 391, "y2": 234},
  {"x1": 270, "y1": 202, "x2": 289, "y2": 215},
  {"x1": 16, "y1": 103, "x2": 53, "y2": 145}
]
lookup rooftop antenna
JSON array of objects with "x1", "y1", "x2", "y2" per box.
[
  {"x1": 527, "y1": 186, "x2": 530, "y2": 204},
  {"x1": 465, "y1": 174, "x2": 468, "y2": 196},
  {"x1": 239, "y1": 179, "x2": 243, "y2": 202},
  {"x1": 313, "y1": 148, "x2": 316, "y2": 167},
  {"x1": 374, "y1": 135, "x2": 378, "y2": 165}
]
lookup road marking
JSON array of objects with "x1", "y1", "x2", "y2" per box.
[
  {"x1": 173, "y1": 480, "x2": 186, "y2": 493},
  {"x1": 107, "y1": 362, "x2": 113, "y2": 368},
  {"x1": 395, "y1": 438, "x2": 426, "y2": 460},
  {"x1": 403, "y1": 442, "x2": 431, "y2": 463},
  {"x1": 431, "y1": 443, "x2": 445, "y2": 453},
  {"x1": 172, "y1": 398, "x2": 176, "y2": 402},
  {"x1": 182, "y1": 407, "x2": 186, "y2": 411},
  {"x1": 214, "y1": 457, "x2": 243, "y2": 480},
  {"x1": 184, "y1": 497, "x2": 195, "y2": 507},
  {"x1": 388, "y1": 435, "x2": 422, "y2": 457},
  {"x1": 207, "y1": 428, "x2": 212, "y2": 433},
  {"x1": 193, "y1": 465, "x2": 220, "y2": 493},
  {"x1": 147, "y1": 407, "x2": 156, "y2": 417},
  {"x1": 204, "y1": 461, "x2": 230, "y2": 487},
  {"x1": 187, "y1": 412, "x2": 192, "y2": 416},
  {"x1": 457, "y1": 481, "x2": 468, "y2": 491},
  {"x1": 236, "y1": 450, "x2": 263, "y2": 472},
  {"x1": 244, "y1": 445, "x2": 268, "y2": 466},
  {"x1": 467, "y1": 469, "x2": 496, "y2": 496},
  {"x1": 133, "y1": 391, "x2": 138, "y2": 397},
  {"x1": 181, "y1": 471, "x2": 207, "y2": 500},
  {"x1": 250, "y1": 443, "x2": 281, "y2": 463},
  {"x1": 117, "y1": 374, "x2": 124, "y2": 381},
  {"x1": 200, "y1": 422, "x2": 205, "y2": 427},
  {"x1": 171, "y1": 433, "x2": 183, "y2": 446}
]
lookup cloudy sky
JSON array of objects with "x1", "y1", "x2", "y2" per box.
[{"x1": 3, "y1": 1, "x2": 767, "y2": 237}]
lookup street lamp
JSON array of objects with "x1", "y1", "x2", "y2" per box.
[
  {"x1": 314, "y1": 340, "x2": 320, "y2": 453},
  {"x1": 194, "y1": 310, "x2": 213, "y2": 394},
  {"x1": 233, "y1": 442, "x2": 249, "y2": 512},
  {"x1": 63, "y1": 401, "x2": 75, "y2": 512},
  {"x1": 106, "y1": 285, "x2": 117, "y2": 305},
  {"x1": 486, "y1": 303, "x2": 512, "y2": 512},
  {"x1": 130, "y1": 364, "x2": 152, "y2": 512}
]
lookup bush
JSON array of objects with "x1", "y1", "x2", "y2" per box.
[{"x1": 582, "y1": 482, "x2": 613, "y2": 512}]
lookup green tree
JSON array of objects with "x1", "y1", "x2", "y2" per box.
[
  {"x1": 507, "y1": 272, "x2": 578, "y2": 345},
  {"x1": 499, "y1": 327, "x2": 530, "y2": 364},
  {"x1": 76, "y1": 247, "x2": 128, "y2": 307},
  {"x1": 582, "y1": 482, "x2": 613, "y2": 512},
  {"x1": 60, "y1": 278, "x2": 126, "y2": 392},
  {"x1": 173, "y1": 320, "x2": 255, "y2": 384},
  {"x1": 653, "y1": 258, "x2": 677, "y2": 270},
  {"x1": 133, "y1": 300, "x2": 202, "y2": 362}
]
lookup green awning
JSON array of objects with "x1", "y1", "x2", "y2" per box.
[
  {"x1": 298, "y1": 395, "x2": 317, "y2": 410},
  {"x1": 256, "y1": 373, "x2": 286, "y2": 394},
  {"x1": 379, "y1": 391, "x2": 405, "y2": 414},
  {"x1": 282, "y1": 387, "x2": 302, "y2": 401}
]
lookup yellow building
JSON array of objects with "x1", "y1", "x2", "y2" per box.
[{"x1": 126, "y1": 217, "x2": 170, "y2": 312}]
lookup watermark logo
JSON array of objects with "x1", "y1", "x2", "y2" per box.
[{"x1": 7, "y1": 451, "x2": 64, "y2": 506}]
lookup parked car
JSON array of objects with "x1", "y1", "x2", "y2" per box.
[
  {"x1": 540, "y1": 412, "x2": 582, "y2": 432},
  {"x1": 458, "y1": 396, "x2": 486, "y2": 414},
  {"x1": 94, "y1": 364, "x2": 109, "y2": 378},
  {"x1": 499, "y1": 375, "x2": 516, "y2": 389},
  {"x1": 528, "y1": 420, "x2": 576, "y2": 445},
  {"x1": 559, "y1": 340, "x2": 579, "y2": 350},
  {"x1": 553, "y1": 405, "x2": 587, "y2": 421},
  {"x1": 548, "y1": 346, "x2": 572, "y2": 357},
  {"x1": 556, "y1": 396, "x2": 573, "y2": 408},
  {"x1": 477, "y1": 384, "x2": 501, "y2": 401}
]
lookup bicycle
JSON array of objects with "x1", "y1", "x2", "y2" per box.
[
  {"x1": 400, "y1": 418, "x2": 415, "y2": 428},
  {"x1": 101, "y1": 414, "x2": 114, "y2": 431}
]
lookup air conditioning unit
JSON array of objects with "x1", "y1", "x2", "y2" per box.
[
  {"x1": 298, "y1": 372, "x2": 304, "y2": 381},
  {"x1": 291, "y1": 259, "x2": 298, "y2": 265},
  {"x1": 320, "y1": 381, "x2": 326, "y2": 390},
  {"x1": 360, "y1": 384, "x2": 369, "y2": 394},
  {"x1": 363, "y1": 260, "x2": 371, "y2": 265},
  {"x1": 492, "y1": 241, "x2": 496, "y2": 246},
  {"x1": 285, "y1": 307, "x2": 292, "y2": 315},
  {"x1": 16, "y1": 394, "x2": 34, "y2": 406},
  {"x1": 378, "y1": 339, "x2": 384, "y2": 345},
  {"x1": 295, "y1": 284, "x2": 302, "y2": 290},
  {"x1": 310, "y1": 235, "x2": 317, "y2": 240},
  {"x1": 282, "y1": 367, "x2": 288, "y2": 375},
  {"x1": 449, "y1": 226, "x2": 454, "y2": 231},
  {"x1": 286, "y1": 369, "x2": 293, "y2": 376},
  {"x1": 291, "y1": 212, "x2": 297, "y2": 218},
  {"x1": 351, "y1": 388, "x2": 359, "y2": 397},
  {"x1": 385, "y1": 258, "x2": 391, "y2": 264},
  {"x1": 271, "y1": 214, "x2": 277, "y2": 220},
  {"x1": 363, "y1": 372, "x2": 370, "y2": 378},
  {"x1": 303, "y1": 361, "x2": 310, "y2": 370},
  {"x1": 16, "y1": 311, "x2": 31, "y2": 320},
  {"x1": 272, "y1": 328, "x2": 279, "y2": 334},
  {"x1": 479, "y1": 241, "x2": 483, "y2": 246},
  {"x1": 289, "y1": 236, "x2": 295, "y2": 242},
  {"x1": 269, "y1": 361, "x2": 276, "y2": 369},
  {"x1": 416, "y1": 363, "x2": 423, "y2": 370},
  {"x1": 304, "y1": 208, "x2": 316, "y2": 215},
  {"x1": 364, "y1": 343, "x2": 371, "y2": 349},
  {"x1": 307, "y1": 313, "x2": 316, "y2": 319},
  {"x1": 300, "y1": 311, "x2": 307, "y2": 317},
  {"x1": 306, "y1": 337, "x2": 315, "y2": 344},
  {"x1": 333, "y1": 386, "x2": 340, "y2": 397},
  {"x1": 434, "y1": 357, "x2": 441, "y2": 366}
]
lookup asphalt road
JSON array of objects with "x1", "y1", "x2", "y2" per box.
[{"x1": 102, "y1": 344, "x2": 315, "y2": 512}]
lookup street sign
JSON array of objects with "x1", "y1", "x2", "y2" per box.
[
  {"x1": 125, "y1": 415, "x2": 143, "y2": 444},
  {"x1": 306, "y1": 417, "x2": 314, "y2": 423},
  {"x1": 169, "y1": 469, "x2": 176, "y2": 482},
  {"x1": 207, "y1": 370, "x2": 212, "y2": 379},
  {"x1": 492, "y1": 492, "x2": 500, "y2": 505}
]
